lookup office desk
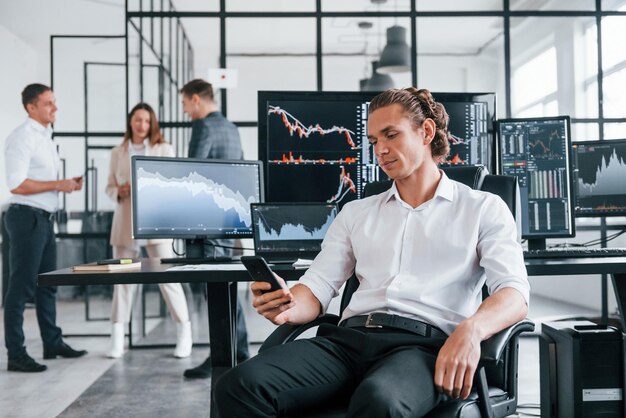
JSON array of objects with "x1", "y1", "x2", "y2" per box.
[
  {"x1": 525, "y1": 256, "x2": 626, "y2": 326},
  {"x1": 38, "y1": 258, "x2": 306, "y2": 417},
  {"x1": 40, "y1": 256, "x2": 626, "y2": 416}
]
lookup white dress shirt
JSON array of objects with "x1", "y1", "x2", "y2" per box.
[
  {"x1": 5, "y1": 118, "x2": 60, "y2": 213},
  {"x1": 299, "y1": 172, "x2": 530, "y2": 336}
]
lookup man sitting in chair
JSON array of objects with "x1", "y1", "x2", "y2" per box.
[{"x1": 214, "y1": 88, "x2": 529, "y2": 417}]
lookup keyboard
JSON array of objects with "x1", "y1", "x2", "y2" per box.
[{"x1": 524, "y1": 247, "x2": 626, "y2": 259}]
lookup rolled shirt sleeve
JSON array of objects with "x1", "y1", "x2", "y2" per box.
[
  {"x1": 477, "y1": 193, "x2": 530, "y2": 305},
  {"x1": 298, "y1": 206, "x2": 356, "y2": 313}
]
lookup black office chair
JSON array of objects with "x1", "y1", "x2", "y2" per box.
[{"x1": 259, "y1": 165, "x2": 534, "y2": 418}]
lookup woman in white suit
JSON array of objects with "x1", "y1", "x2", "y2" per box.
[{"x1": 105, "y1": 103, "x2": 192, "y2": 358}]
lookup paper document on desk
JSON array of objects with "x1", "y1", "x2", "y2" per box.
[
  {"x1": 292, "y1": 259, "x2": 314, "y2": 268},
  {"x1": 167, "y1": 264, "x2": 247, "y2": 271}
]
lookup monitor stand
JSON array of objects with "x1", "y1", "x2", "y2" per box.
[
  {"x1": 160, "y1": 238, "x2": 236, "y2": 264},
  {"x1": 527, "y1": 238, "x2": 547, "y2": 251}
]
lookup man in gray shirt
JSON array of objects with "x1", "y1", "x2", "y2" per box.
[{"x1": 179, "y1": 79, "x2": 250, "y2": 378}]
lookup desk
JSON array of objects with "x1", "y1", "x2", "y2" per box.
[
  {"x1": 525, "y1": 256, "x2": 626, "y2": 327},
  {"x1": 38, "y1": 258, "x2": 306, "y2": 418},
  {"x1": 40, "y1": 256, "x2": 626, "y2": 416}
]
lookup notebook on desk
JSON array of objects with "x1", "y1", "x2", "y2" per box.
[{"x1": 251, "y1": 203, "x2": 338, "y2": 264}]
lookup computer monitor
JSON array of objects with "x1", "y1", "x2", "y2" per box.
[
  {"x1": 251, "y1": 203, "x2": 338, "y2": 262},
  {"x1": 572, "y1": 139, "x2": 626, "y2": 217},
  {"x1": 258, "y1": 91, "x2": 496, "y2": 205},
  {"x1": 498, "y1": 116, "x2": 575, "y2": 250},
  {"x1": 432, "y1": 92, "x2": 496, "y2": 172},
  {"x1": 131, "y1": 156, "x2": 264, "y2": 260},
  {"x1": 258, "y1": 91, "x2": 378, "y2": 206}
]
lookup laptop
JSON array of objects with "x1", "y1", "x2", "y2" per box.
[{"x1": 250, "y1": 203, "x2": 339, "y2": 264}]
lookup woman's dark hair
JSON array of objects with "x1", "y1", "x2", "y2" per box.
[
  {"x1": 21, "y1": 84, "x2": 51, "y2": 110},
  {"x1": 369, "y1": 88, "x2": 451, "y2": 162},
  {"x1": 123, "y1": 103, "x2": 165, "y2": 146}
]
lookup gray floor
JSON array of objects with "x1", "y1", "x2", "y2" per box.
[{"x1": 0, "y1": 292, "x2": 599, "y2": 418}]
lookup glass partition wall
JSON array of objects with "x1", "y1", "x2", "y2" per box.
[{"x1": 48, "y1": 0, "x2": 626, "y2": 341}]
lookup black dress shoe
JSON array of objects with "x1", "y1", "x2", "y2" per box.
[
  {"x1": 8, "y1": 353, "x2": 47, "y2": 373},
  {"x1": 183, "y1": 353, "x2": 250, "y2": 379},
  {"x1": 43, "y1": 342, "x2": 88, "y2": 359},
  {"x1": 184, "y1": 356, "x2": 211, "y2": 379}
]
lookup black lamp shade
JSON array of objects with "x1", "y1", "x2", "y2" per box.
[
  {"x1": 364, "y1": 61, "x2": 394, "y2": 91},
  {"x1": 378, "y1": 25, "x2": 411, "y2": 74}
]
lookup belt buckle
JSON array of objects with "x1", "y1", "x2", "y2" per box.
[{"x1": 365, "y1": 313, "x2": 382, "y2": 328}]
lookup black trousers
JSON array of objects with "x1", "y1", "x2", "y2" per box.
[
  {"x1": 4, "y1": 204, "x2": 62, "y2": 359},
  {"x1": 214, "y1": 323, "x2": 446, "y2": 418}
]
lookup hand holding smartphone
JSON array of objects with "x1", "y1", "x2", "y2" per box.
[{"x1": 241, "y1": 255, "x2": 287, "y2": 293}]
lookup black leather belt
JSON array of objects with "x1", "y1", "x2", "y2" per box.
[
  {"x1": 10, "y1": 204, "x2": 56, "y2": 221},
  {"x1": 340, "y1": 313, "x2": 447, "y2": 339}
]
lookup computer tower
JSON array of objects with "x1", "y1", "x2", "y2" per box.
[{"x1": 540, "y1": 320, "x2": 625, "y2": 418}]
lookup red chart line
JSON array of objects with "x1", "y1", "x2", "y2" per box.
[{"x1": 269, "y1": 105, "x2": 359, "y2": 149}]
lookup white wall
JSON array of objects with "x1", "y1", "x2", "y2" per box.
[
  {"x1": 0, "y1": 0, "x2": 125, "y2": 211},
  {"x1": 0, "y1": 25, "x2": 40, "y2": 204}
]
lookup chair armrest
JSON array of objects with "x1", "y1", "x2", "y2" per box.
[
  {"x1": 480, "y1": 319, "x2": 535, "y2": 363},
  {"x1": 259, "y1": 314, "x2": 341, "y2": 353}
]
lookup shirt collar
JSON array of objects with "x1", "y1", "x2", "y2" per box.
[
  {"x1": 384, "y1": 170, "x2": 454, "y2": 204},
  {"x1": 26, "y1": 117, "x2": 53, "y2": 137}
]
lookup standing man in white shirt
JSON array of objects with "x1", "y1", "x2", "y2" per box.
[
  {"x1": 4, "y1": 84, "x2": 87, "y2": 373},
  {"x1": 214, "y1": 88, "x2": 530, "y2": 417}
]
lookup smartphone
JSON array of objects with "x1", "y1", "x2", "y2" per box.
[{"x1": 240, "y1": 255, "x2": 286, "y2": 292}]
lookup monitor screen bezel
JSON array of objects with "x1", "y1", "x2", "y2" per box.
[
  {"x1": 572, "y1": 138, "x2": 626, "y2": 218},
  {"x1": 497, "y1": 115, "x2": 575, "y2": 239},
  {"x1": 131, "y1": 156, "x2": 264, "y2": 240}
]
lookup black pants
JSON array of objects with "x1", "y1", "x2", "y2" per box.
[
  {"x1": 4, "y1": 204, "x2": 62, "y2": 359},
  {"x1": 214, "y1": 324, "x2": 446, "y2": 418}
]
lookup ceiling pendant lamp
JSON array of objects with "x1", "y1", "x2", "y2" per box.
[
  {"x1": 377, "y1": 25, "x2": 410, "y2": 74},
  {"x1": 364, "y1": 61, "x2": 394, "y2": 92}
]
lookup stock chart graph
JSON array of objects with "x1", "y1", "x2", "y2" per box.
[
  {"x1": 268, "y1": 105, "x2": 358, "y2": 149},
  {"x1": 265, "y1": 97, "x2": 373, "y2": 205},
  {"x1": 134, "y1": 162, "x2": 260, "y2": 235},
  {"x1": 267, "y1": 163, "x2": 359, "y2": 204},
  {"x1": 267, "y1": 100, "x2": 363, "y2": 160},
  {"x1": 499, "y1": 117, "x2": 573, "y2": 238},
  {"x1": 439, "y1": 101, "x2": 490, "y2": 167},
  {"x1": 255, "y1": 205, "x2": 337, "y2": 241},
  {"x1": 529, "y1": 128, "x2": 564, "y2": 159},
  {"x1": 574, "y1": 140, "x2": 626, "y2": 216}
]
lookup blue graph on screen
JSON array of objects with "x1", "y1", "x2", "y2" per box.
[
  {"x1": 257, "y1": 210, "x2": 335, "y2": 241},
  {"x1": 136, "y1": 166, "x2": 257, "y2": 231}
]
